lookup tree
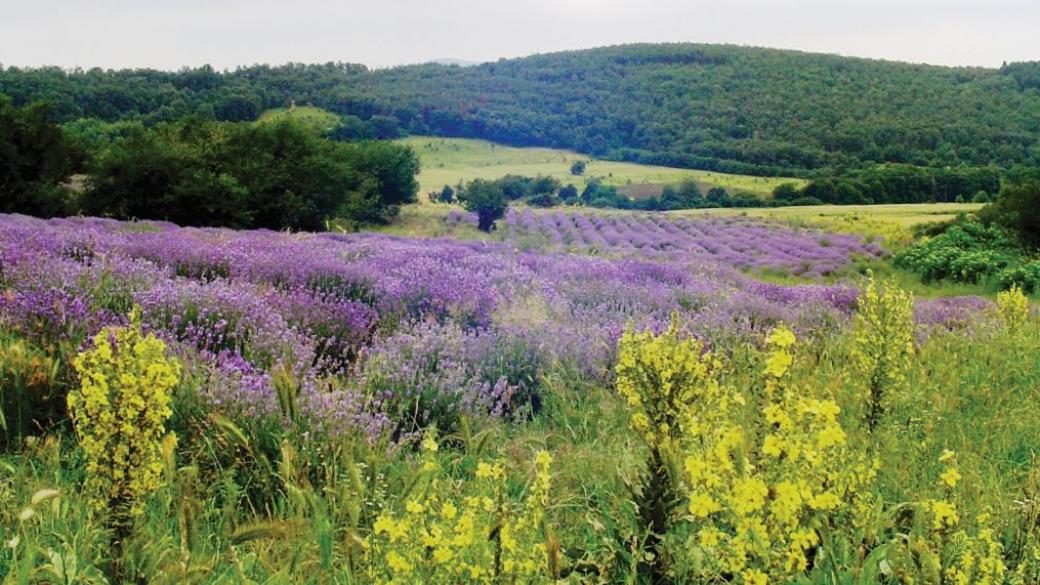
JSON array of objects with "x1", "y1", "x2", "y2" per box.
[
  {"x1": 437, "y1": 185, "x2": 455, "y2": 203},
  {"x1": 330, "y1": 115, "x2": 371, "y2": 141},
  {"x1": 82, "y1": 117, "x2": 419, "y2": 230},
  {"x1": 773, "y1": 182, "x2": 802, "y2": 201},
  {"x1": 558, "y1": 184, "x2": 579, "y2": 203},
  {"x1": 706, "y1": 187, "x2": 729, "y2": 207},
  {"x1": 570, "y1": 160, "x2": 587, "y2": 176},
  {"x1": 980, "y1": 180, "x2": 1040, "y2": 248},
  {"x1": 459, "y1": 179, "x2": 507, "y2": 232},
  {"x1": 0, "y1": 98, "x2": 81, "y2": 217}
]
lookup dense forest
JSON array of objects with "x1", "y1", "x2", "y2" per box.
[{"x1": 3, "y1": 44, "x2": 1040, "y2": 177}]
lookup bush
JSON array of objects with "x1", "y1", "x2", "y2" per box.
[
  {"x1": 972, "y1": 190, "x2": 991, "y2": 203},
  {"x1": 997, "y1": 262, "x2": 1040, "y2": 294},
  {"x1": 894, "y1": 221, "x2": 1023, "y2": 284}
]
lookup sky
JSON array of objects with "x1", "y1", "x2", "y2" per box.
[{"x1": 1, "y1": 0, "x2": 1037, "y2": 71}]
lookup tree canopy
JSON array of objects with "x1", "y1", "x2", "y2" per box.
[{"x1": 4, "y1": 46, "x2": 1040, "y2": 175}]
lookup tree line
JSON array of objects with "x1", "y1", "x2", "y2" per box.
[
  {"x1": 0, "y1": 97, "x2": 418, "y2": 230},
  {"x1": 3, "y1": 45, "x2": 1040, "y2": 178},
  {"x1": 773, "y1": 165, "x2": 1003, "y2": 206}
]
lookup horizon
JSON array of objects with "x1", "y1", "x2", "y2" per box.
[
  {"x1": 2, "y1": 0, "x2": 1037, "y2": 71},
  {"x1": 0, "y1": 41, "x2": 1031, "y2": 74}
]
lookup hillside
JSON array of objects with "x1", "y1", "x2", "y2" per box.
[{"x1": 3, "y1": 45, "x2": 1040, "y2": 175}]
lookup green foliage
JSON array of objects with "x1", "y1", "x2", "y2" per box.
[
  {"x1": 569, "y1": 160, "x2": 586, "y2": 176},
  {"x1": 792, "y1": 164, "x2": 1002, "y2": 206},
  {"x1": 6, "y1": 47, "x2": 1040, "y2": 175},
  {"x1": 894, "y1": 221, "x2": 1028, "y2": 286},
  {"x1": 458, "y1": 179, "x2": 507, "y2": 232},
  {"x1": 429, "y1": 184, "x2": 455, "y2": 204},
  {"x1": 979, "y1": 179, "x2": 1040, "y2": 249},
  {"x1": 0, "y1": 333, "x2": 63, "y2": 449},
  {"x1": 80, "y1": 117, "x2": 419, "y2": 230},
  {"x1": 0, "y1": 98, "x2": 82, "y2": 217},
  {"x1": 256, "y1": 105, "x2": 342, "y2": 135}
]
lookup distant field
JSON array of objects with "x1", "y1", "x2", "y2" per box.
[
  {"x1": 398, "y1": 136, "x2": 806, "y2": 200},
  {"x1": 676, "y1": 202, "x2": 981, "y2": 226},
  {"x1": 258, "y1": 106, "x2": 341, "y2": 134},
  {"x1": 673, "y1": 202, "x2": 983, "y2": 246}
]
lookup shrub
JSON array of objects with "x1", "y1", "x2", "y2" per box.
[
  {"x1": 979, "y1": 180, "x2": 1040, "y2": 248},
  {"x1": 997, "y1": 262, "x2": 1040, "y2": 294},
  {"x1": 894, "y1": 222, "x2": 1022, "y2": 284}
]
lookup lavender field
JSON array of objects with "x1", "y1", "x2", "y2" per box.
[
  {"x1": 447, "y1": 208, "x2": 887, "y2": 277},
  {"x1": 4, "y1": 210, "x2": 1039, "y2": 584},
  {"x1": 1, "y1": 212, "x2": 985, "y2": 438}
]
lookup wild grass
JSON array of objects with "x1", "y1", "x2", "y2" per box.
[{"x1": 2, "y1": 297, "x2": 1038, "y2": 582}]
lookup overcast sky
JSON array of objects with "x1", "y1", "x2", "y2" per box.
[{"x1": 1, "y1": 0, "x2": 1036, "y2": 71}]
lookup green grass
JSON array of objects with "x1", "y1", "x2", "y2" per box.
[
  {"x1": 398, "y1": 136, "x2": 806, "y2": 200},
  {"x1": 257, "y1": 106, "x2": 341, "y2": 134},
  {"x1": 672, "y1": 202, "x2": 983, "y2": 248}
]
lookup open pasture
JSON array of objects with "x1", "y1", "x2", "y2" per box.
[{"x1": 399, "y1": 136, "x2": 806, "y2": 199}]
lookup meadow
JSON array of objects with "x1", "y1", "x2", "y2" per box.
[
  {"x1": 258, "y1": 106, "x2": 344, "y2": 135},
  {"x1": 399, "y1": 137, "x2": 806, "y2": 200},
  {"x1": 1, "y1": 206, "x2": 1038, "y2": 584}
]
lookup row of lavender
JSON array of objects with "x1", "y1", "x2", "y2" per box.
[
  {"x1": 0, "y1": 213, "x2": 982, "y2": 439},
  {"x1": 449, "y1": 208, "x2": 886, "y2": 277}
]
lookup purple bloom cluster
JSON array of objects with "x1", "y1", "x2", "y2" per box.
[
  {"x1": 502, "y1": 209, "x2": 886, "y2": 276},
  {"x1": 0, "y1": 212, "x2": 987, "y2": 440}
]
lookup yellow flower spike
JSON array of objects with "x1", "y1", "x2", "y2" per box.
[
  {"x1": 941, "y1": 467, "x2": 962, "y2": 488},
  {"x1": 765, "y1": 326, "x2": 796, "y2": 349},
  {"x1": 68, "y1": 306, "x2": 180, "y2": 519},
  {"x1": 997, "y1": 284, "x2": 1030, "y2": 330},
  {"x1": 930, "y1": 499, "x2": 959, "y2": 531}
]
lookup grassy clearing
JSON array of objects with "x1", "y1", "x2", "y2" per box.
[
  {"x1": 257, "y1": 106, "x2": 341, "y2": 134},
  {"x1": 672, "y1": 202, "x2": 984, "y2": 247},
  {"x1": 399, "y1": 136, "x2": 806, "y2": 200}
]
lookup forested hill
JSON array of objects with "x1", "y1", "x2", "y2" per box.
[{"x1": 3, "y1": 44, "x2": 1040, "y2": 176}]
